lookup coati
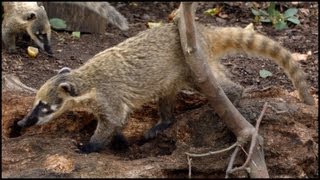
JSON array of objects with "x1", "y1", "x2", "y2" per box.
[
  {"x1": 17, "y1": 23, "x2": 314, "y2": 153},
  {"x1": 2, "y1": 2, "x2": 53, "y2": 54},
  {"x1": 2, "y1": 2, "x2": 128, "y2": 54}
]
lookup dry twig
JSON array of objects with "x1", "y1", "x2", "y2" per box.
[{"x1": 226, "y1": 102, "x2": 269, "y2": 177}]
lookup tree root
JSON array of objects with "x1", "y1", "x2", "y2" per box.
[{"x1": 186, "y1": 102, "x2": 269, "y2": 178}]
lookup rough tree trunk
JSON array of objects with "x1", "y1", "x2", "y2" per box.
[{"x1": 174, "y1": 2, "x2": 268, "y2": 177}]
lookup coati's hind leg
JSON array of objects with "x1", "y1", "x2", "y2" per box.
[
  {"x1": 142, "y1": 78, "x2": 243, "y2": 142},
  {"x1": 219, "y1": 78, "x2": 244, "y2": 105},
  {"x1": 144, "y1": 94, "x2": 176, "y2": 140}
]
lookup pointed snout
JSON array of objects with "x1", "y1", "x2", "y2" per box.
[
  {"x1": 17, "y1": 118, "x2": 28, "y2": 127},
  {"x1": 17, "y1": 114, "x2": 38, "y2": 128},
  {"x1": 44, "y1": 44, "x2": 53, "y2": 55}
]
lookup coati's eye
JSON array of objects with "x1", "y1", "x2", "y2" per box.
[{"x1": 36, "y1": 31, "x2": 40, "y2": 35}]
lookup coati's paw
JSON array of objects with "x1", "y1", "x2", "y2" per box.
[
  {"x1": 76, "y1": 142, "x2": 102, "y2": 154},
  {"x1": 8, "y1": 48, "x2": 18, "y2": 54},
  {"x1": 44, "y1": 44, "x2": 53, "y2": 56},
  {"x1": 109, "y1": 133, "x2": 129, "y2": 152},
  {"x1": 144, "y1": 122, "x2": 173, "y2": 140}
]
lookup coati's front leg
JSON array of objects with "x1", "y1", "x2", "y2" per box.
[
  {"x1": 144, "y1": 94, "x2": 176, "y2": 140},
  {"x1": 2, "y1": 27, "x2": 17, "y2": 53},
  {"x1": 77, "y1": 103, "x2": 129, "y2": 153}
]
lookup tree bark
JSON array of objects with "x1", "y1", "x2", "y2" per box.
[{"x1": 174, "y1": 2, "x2": 269, "y2": 178}]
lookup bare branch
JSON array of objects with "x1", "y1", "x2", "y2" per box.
[
  {"x1": 187, "y1": 155, "x2": 192, "y2": 178},
  {"x1": 226, "y1": 146, "x2": 240, "y2": 178},
  {"x1": 226, "y1": 102, "x2": 269, "y2": 176},
  {"x1": 186, "y1": 142, "x2": 238, "y2": 157}
]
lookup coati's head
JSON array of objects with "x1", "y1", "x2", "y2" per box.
[
  {"x1": 25, "y1": 5, "x2": 52, "y2": 55},
  {"x1": 17, "y1": 67, "x2": 78, "y2": 127}
]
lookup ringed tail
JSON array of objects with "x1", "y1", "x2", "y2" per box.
[{"x1": 207, "y1": 27, "x2": 314, "y2": 105}]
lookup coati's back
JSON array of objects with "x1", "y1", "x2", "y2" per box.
[
  {"x1": 65, "y1": 22, "x2": 313, "y2": 109},
  {"x1": 71, "y1": 23, "x2": 189, "y2": 108}
]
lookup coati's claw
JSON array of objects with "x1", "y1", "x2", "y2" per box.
[
  {"x1": 8, "y1": 48, "x2": 18, "y2": 54},
  {"x1": 144, "y1": 122, "x2": 173, "y2": 140},
  {"x1": 109, "y1": 133, "x2": 129, "y2": 152},
  {"x1": 76, "y1": 142, "x2": 101, "y2": 154}
]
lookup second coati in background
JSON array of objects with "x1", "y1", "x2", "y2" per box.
[
  {"x1": 2, "y1": 2, "x2": 128, "y2": 54},
  {"x1": 17, "y1": 22, "x2": 314, "y2": 153}
]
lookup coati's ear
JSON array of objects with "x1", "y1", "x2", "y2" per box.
[
  {"x1": 58, "y1": 67, "x2": 72, "y2": 74},
  {"x1": 58, "y1": 82, "x2": 78, "y2": 96},
  {"x1": 24, "y1": 12, "x2": 37, "y2": 21}
]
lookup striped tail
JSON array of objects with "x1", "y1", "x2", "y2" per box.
[{"x1": 207, "y1": 27, "x2": 314, "y2": 105}]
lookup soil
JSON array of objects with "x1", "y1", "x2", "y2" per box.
[{"x1": 2, "y1": 2, "x2": 318, "y2": 178}]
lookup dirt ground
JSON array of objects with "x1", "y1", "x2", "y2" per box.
[{"x1": 2, "y1": 2, "x2": 318, "y2": 178}]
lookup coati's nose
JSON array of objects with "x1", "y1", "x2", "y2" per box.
[
  {"x1": 44, "y1": 44, "x2": 53, "y2": 55},
  {"x1": 17, "y1": 119, "x2": 27, "y2": 127}
]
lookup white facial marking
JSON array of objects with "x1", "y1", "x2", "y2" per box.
[
  {"x1": 51, "y1": 104, "x2": 58, "y2": 111},
  {"x1": 37, "y1": 114, "x2": 54, "y2": 125}
]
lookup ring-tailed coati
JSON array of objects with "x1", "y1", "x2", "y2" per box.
[
  {"x1": 17, "y1": 22, "x2": 314, "y2": 153},
  {"x1": 2, "y1": 2, "x2": 128, "y2": 54}
]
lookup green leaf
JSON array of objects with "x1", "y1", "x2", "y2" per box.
[
  {"x1": 287, "y1": 17, "x2": 300, "y2": 24},
  {"x1": 49, "y1": 18, "x2": 67, "y2": 30},
  {"x1": 72, "y1": 31, "x2": 81, "y2": 38},
  {"x1": 260, "y1": 17, "x2": 271, "y2": 23},
  {"x1": 251, "y1": 8, "x2": 261, "y2": 16},
  {"x1": 284, "y1": 8, "x2": 298, "y2": 18},
  {"x1": 267, "y1": 2, "x2": 276, "y2": 17},
  {"x1": 259, "y1": 9, "x2": 269, "y2": 16},
  {"x1": 274, "y1": 21, "x2": 288, "y2": 30},
  {"x1": 259, "y1": 69, "x2": 273, "y2": 78}
]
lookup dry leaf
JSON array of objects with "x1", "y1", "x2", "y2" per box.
[
  {"x1": 244, "y1": 23, "x2": 255, "y2": 32},
  {"x1": 299, "y1": 8, "x2": 310, "y2": 16},
  {"x1": 168, "y1": 9, "x2": 178, "y2": 22},
  {"x1": 218, "y1": 13, "x2": 229, "y2": 19},
  {"x1": 291, "y1": 52, "x2": 309, "y2": 61},
  {"x1": 147, "y1": 22, "x2": 163, "y2": 29},
  {"x1": 307, "y1": 50, "x2": 312, "y2": 56}
]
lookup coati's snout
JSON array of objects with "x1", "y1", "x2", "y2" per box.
[
  {"x1": 17, "y1": 101, "x2": 57, "y2": 128},
  {"x1": 25, "y1": 8, "x2": 53, "y2": 55},
  {"x1": 35, "y1": 32, "x2": 52, "y2": 55},
  {"x1": 17, "y1": 112, "x2": 38, "y2": 128},
  {"x1": 32, "y1": 32, "x2": 52, "y2": 55}
]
